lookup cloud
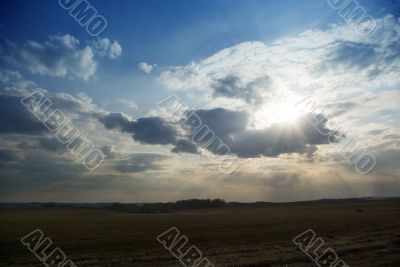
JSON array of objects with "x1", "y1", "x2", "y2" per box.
[
  {"x1": 318, "y1": 15, "x2": 400, "y2": 78},
  {"x1": 211, "y1": 74, "x2": 271, "y2": 105},
  {"x1": 0, "y1": 95, "x2": 46, "y2": 134},
  {"x1": 116, "y1": 99, "x2": 138, "y2": 109},
  {"x1": 322, "y1": 42, "x2": 378, "y2": 71},
  {"x1": 190, "y1": 109, "x2": 338, "y2": 158},
  {"x1": 16, "y1": 137, "x2": 67, "y2": 154},
  {"x1": 100, "y1": 145, "x2": 115, "y2": 158},
  {"x1": 37, "y1": 137, "x2": 67, "y2": 153},
  {"x1": 128, "y1": 116, "x2": 176, "y2": 144},
  {"x1": 0, "y1": 71, "x2": 109, "y2": 169},
  {"x1": 99, "y1": 113, "x2": 177, "y2": 145},
  {"x1": 0, "y1": 150, "x2": 87, "y2": 193},
  {"x1": 0, "y1": 70, "x2": 22, "y2": 83},
  {"x1": 382, "y1": 134, "x2": 400, "y2": 140},
  {"x1": 0, "y1": 149, "x2": 23, "y2": 173},
  {"x1": 2, "y1": 35, "x2": 96, "y2": 81},
  {"x1": 171, "y1": 139, "x2": 198, "y2": 154},
  {"x1": 1, "y1": 14, "x2": 400, "y2": 202},
  {"x1": 113, "y1": 153, "x2": 168, "y2": 173},
  {"x1": 138, "y1": 62, "x2": 156, "y2": 74},
  {"x1": 153, "y1": 14, "x2": 400, "y2": 170},
  {"x1": 99, "y1": 108, "x2": 339, "y2": 159},
  {"x1": 159, "y1": 41, "x2": 273, "y2": 101},
  {"x1": 159, "y1": 15, "x2": 400, "y2": 110},
  {"x1": 224, "y1": 171, "x2": 301, "y2": 188},
  {"x1": 1, "y1": 34, "x2": 122, "y2": 81},
  {"x1": 0, "y1": 149, "x2": 22, "y2": 162},
  {"x1": 191, "y1": 108, "x2": 248, "y2": 139},
  {"x1": 0, "y1": 72, "x2": 102, "y2": 136},
  {"x1": 109, "y1": 41, "x2": 122, "y2": 59},
  {"x1": 372, "y1": 149, "x2": 400, "y2": 174},
  {"x1": 325, "y1": 101, "x2": 357, "y2": 118},
  {"x1": 98, "y1": 146, "x2": 170, "y2": 173},
  {"x1": 95, "y1": 38, "x2": 122, "y2": 59}
]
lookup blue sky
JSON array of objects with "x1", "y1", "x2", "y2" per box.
[
  {"x1": 0, "y1": 0, "x2": 398, "y2": 108},
  {"x1": 0, "y1": 0, "x2": 399, "y2": 202},
  {"x1": 1, "y1": 1, "x2": 397, "y2": 62}
]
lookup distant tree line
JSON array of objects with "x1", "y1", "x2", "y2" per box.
[
  {"x1": 1, "y1": 197, "x2": 394, "y2": 211},
  {"x1": 175, "y1": 199, "x2": 225, "y2": 209},
  {"x1": 109, "y1": 199, "x2": 226, "y2": 213}
]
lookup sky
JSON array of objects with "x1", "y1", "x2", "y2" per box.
[{"x1": 0, "y1": 0, "x2": 399, "y2": 202}]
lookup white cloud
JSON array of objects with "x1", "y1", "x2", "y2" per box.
[
  {"x1": 95, "y1": 38, "x2": 122, "y2": 59},
  {"x1": 109, "y1": 41, "x2": 122, "y2": 59},
  {"x1": 159, "y1": 14, "x2": 400, "y2": 122},
  {"x1": 2, "y1": 34, "x2": 122, "y2": 81},
  {"x1": 138, "y1": 62, "x2": 156, "y2": 74},
  {"x1": 160, "y1": 15, "x2": 400, "y2": 94},
  {"x1": 1, "y1": 15, "x2": 400, "y2": 202},
  {"x1": 116, "y1": 98, "x2": 138, "y2": 109},
  {"x1": 156, "y1": 14, "x2": 400, "y2": 171}
]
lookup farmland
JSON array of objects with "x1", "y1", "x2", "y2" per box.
[{"x1": 1, "y1": 199, "x2": 400, "y2": 267}]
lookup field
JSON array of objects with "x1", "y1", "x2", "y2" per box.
[{"x1": 1, "y1": 199, "x2": 400, "y2": 267}]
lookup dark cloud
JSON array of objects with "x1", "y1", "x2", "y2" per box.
[
  {"x1": 193, "y1": 108, "x2": 248, "y2": 139},
  {"x1": 99, "y1": 146, "x2": 170, "y2": 173},
  {"x1": 0, "y1": 151, "x2": 87, "y2": 194},
  {"x1": 100, "y1": 108, "x2": 339, "y2": 159},
  {"x1": 99, "y1": 113, "x2": 177, "y2": 145},
  {"x1": 99, "y1": 113, "x2": 198, "y2": 154},
  {"x1": 17, "y1": 141, "x2": 33, "y2": 150},
  {"x1": 100, "y1": 145, "x2": 114, "y2": 158},
  {"x1": 171, "y1": 139, "x2": 198, "y2": 154},
  {"x1": 99, "y1": 112, "x2": 131, "y2": 131},
  {"x1": 185, "y1": 109, "x2": 338, "y2": 158},
  {"x1": 0, "y1": 95, "x2": 46, "y2": 134},
  {"x1": 17, "y1": 137, "x2": 72, "y2": 154},
  {"x1": 113, "y1": 153, "x2": 168, "y2": 173},
  {"x1": 37, "y1": 137, "x2": 66, "y2": 153},
  {"x1": 0, "y1": 71, "x2": 99, "y2": 137},
  {"x1": 211, "y1": 75, "x2": 271, "y2": 105},
  {"x1": 0, "y1": 149, "x2": 21, "y2": 162},
  {"x1": 130, "y1": 117, "x2": 177, "y2": 145}
]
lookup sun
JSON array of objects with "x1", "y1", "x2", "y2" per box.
[
  {"x1": 275, "y1": 103, "x2": 301, "y2": 123},
  {"x1": 253, "y1": 102, "x2": 302, "y2": 129}
]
